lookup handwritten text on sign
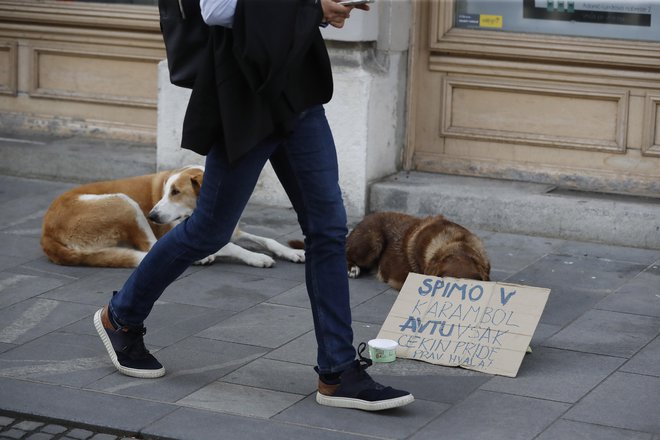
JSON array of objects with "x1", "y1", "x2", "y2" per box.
[{"x1": 377, "y1": 273, "x2": 550, "y2": 377}]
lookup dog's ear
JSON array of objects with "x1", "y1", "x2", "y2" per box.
[
  {"x1": 191, "y1": 174, "x2": 203, "y2": 196},
  {"x1": 427, "y1": 254, "x2": 489, "y2": 282}
]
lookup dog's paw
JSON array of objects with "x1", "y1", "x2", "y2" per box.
[
  {"x1": 281, "y1": 248, "x2": 305, "y2": 263},
  {"x1": 246, "y1": 254, "x2": 276, "y2": 268},
  {"x1": 348, "y1": 265, "x2": 361, "y2": 279},
  {"x1": 194, "y1": 255, "x2": 216, "y2": 265}
]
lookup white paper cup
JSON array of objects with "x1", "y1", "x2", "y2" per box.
[{"x1": 368, "y1": 339, "x2": 398, "y2": 363}]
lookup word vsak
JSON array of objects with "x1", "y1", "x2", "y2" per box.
[{"x1": 398, "y1": 318, "x2": 509, "y2": 344}]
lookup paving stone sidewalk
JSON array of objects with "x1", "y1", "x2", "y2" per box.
[
  {"x1": 0, "y1": 413, "x2": 136, "y2": 440},
  {"x1": 0, "y1": 174, "x2": 659, "y2": 440}
]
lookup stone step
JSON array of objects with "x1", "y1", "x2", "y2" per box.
[{"x1": 370, "y1": 171, "x2": 660, "y2": 250}]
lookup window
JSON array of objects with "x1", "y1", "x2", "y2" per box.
[{"x1": 455, "y1": 0, "x2": 660, "y2": 41}]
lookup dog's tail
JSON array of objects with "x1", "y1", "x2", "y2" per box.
[
  {"x1": 288, "y1": 239, "x2": 305, "y2": 250},
  {"x1": 41, "y1": 235, "x2": 142, "y2": 268}
]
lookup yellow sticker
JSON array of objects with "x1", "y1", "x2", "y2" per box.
[{"x1": 479, "y1": 15, "x2": 503, "y2": 28}]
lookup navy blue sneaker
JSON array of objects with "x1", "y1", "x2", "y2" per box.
[
  {"x1": 93, "y1": 306, "x2": 165, "y2": 378},
  {"x1": 316, "y1": 343, "x2": 414, "y2": 411}
]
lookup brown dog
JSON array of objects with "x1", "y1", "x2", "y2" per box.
[
  {"x1": 346, "y1": 212, "x2": 490, "y2": 290},
  {"x1": 41, "y1": 166, "x2": 305, "y2": 268}
]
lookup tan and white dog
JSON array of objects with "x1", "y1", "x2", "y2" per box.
[{"x1": 41, "y1": 166, "x2": 305, "y2": 268}]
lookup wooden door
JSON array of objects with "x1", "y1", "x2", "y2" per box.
[{"x1": 406, "y1": 0, "x2": 660, "y2": 197}]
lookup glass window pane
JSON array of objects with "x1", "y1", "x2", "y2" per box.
[{"x1": 455, "y1": 0, "x2": 660, "y2": 42}]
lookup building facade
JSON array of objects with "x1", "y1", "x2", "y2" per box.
[{"x1": 1, "y1": 0, "x2": 658, "y2": 216}]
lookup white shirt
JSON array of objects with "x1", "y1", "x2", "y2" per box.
[{"x1": 200, "y1": 0, "x2": 237, "y2": 28}]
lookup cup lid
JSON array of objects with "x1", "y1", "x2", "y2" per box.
[{"x1": 368, "y1": 339, "x2": 398, "y2": 350}]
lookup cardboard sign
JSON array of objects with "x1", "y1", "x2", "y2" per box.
[{"x1": 376, "y1": 273, "x2": 550, "y2": 377}]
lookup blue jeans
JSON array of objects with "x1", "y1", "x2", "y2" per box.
[{"x1": 109, "y1": 106, "x2": 356, "y2": 374}]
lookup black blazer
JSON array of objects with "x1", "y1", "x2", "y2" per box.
[{"x1": 181, "y1": 0, "x2": 333, "y2": 164}]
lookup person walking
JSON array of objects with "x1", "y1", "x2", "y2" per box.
[{"x1": 94, "y1": 0, "x2": 414, "y2": 411}]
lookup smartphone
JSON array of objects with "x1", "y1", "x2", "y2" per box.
[{"x1": 338, "y1": 0, "x2": 374, "y2": 6}]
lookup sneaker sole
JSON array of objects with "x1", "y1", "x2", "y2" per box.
[
  {"x1": 315, "y1": 392, "x2": 414, "y2": 411},
  {"x1": 93, "y1": 309, "x2": 165, "y2": 379}
]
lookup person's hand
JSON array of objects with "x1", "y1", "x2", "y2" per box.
[{"x1": 320, "y1": 0, "x2": 354, "y2": 28}]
